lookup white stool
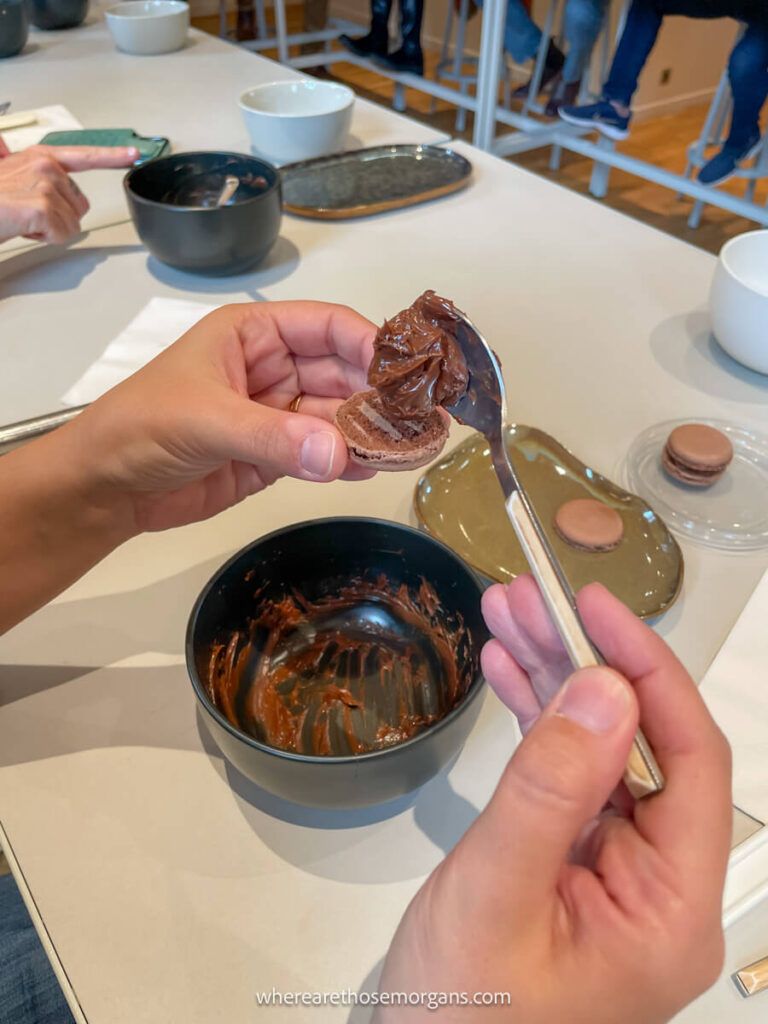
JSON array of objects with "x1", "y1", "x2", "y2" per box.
[{"x1": 432, "y1": 0, "x2": 515, "y2": 133}]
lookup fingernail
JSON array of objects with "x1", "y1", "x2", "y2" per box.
[
  {"x1": 127, "y1": 147, "x2": 139, "y2": 161},
  {"x1": 555, "y1": 668, "x2": 631, "y2": 735},
  {"x1": 300, "y1": 431, "x2": 336, "y2": 478}
]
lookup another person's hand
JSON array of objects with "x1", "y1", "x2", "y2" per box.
[
  {"x1": 0, "y1": 144, "x2": 138, "y2": 244},
  {"x1": 376, "y1": 577, "x2": 731, "y2": 1023}
]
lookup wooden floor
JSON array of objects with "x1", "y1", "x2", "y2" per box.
[{"x1": 197, "y1": 10, "x2": 766, "y2": 255}]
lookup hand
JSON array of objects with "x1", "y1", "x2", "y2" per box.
[
  {"x1": 0, "y1": 301, "x2": 376, "y2": 632},
  {"x1": 60, "y1": 301, "x2": 376, "y2": 533},
  {"x1": 376, "y1": 577, "x2": 731, "y2": 1023},
  {"x1": 0, "y1": 144, "x2": 138, "y2": 244}
]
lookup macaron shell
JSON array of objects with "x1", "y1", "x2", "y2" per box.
[
  {"x1": 553, "y1": 498, "x2": 624, "y2": 552},
  {"x1": 336, "y1": 390, "x2": 448, "y2": 474},
  {"x1": 662, "y1": 447, "x2": 727, "y2": 487},
  {"x1": 666, "y1": 424, "x2": 733, "y2": 471}
]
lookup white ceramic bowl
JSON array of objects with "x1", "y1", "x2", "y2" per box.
[
  {"x1": 710, "y1": 230, "x2": 768, "y2": 375},
  {"x1": 105, "y1": 0, "x2": 189, "y2": 55},
  {"x1": 238, "y1": 80, "x2": 355, "y2": 166}
]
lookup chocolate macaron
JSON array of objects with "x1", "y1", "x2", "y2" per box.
[
  {"x1": 335, "y1": 390, "x2": 448, "y2": 471},
  {"x1": 554, "y1": 498, "x2": 624, "y2": 552},
  {"x1": 336, "y1": 290, "x2": 468, "y2": 473},
  {"x1": 662, "y1": 424, "x2": 733, "y2": 487}
]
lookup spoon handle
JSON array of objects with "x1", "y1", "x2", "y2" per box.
[{"x1": 492, "y1": 444, "x2": 665, "y2": 799}]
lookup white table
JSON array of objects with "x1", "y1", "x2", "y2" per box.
[
  {"x1": 1, "y1": 140, "x2": 768, "y2": 1021},
  {"x1": 1, "y1": 16, "x2": 451, "y2": 254}
]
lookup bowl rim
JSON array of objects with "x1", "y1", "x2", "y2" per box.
[
  {"x1": 123, "y1": 150, "x2": 280, "y2": 213},
  {"x1": 238, "y1": 79, "x2": 355, "y2": 119},
  {"x1": 185, "y1": 515, "x2": 487, "y2": 766},
  {"x1": 718, "y1": 229, "x2": 768, "y2": 298},
  {"x1": 105, "y1": 0, "x2": 189, "y2": 19}
]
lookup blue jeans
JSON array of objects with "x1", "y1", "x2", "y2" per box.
[
  {"x1": 563, "y1": 0, "x2": 609, "y2": 83},
  {"x1": 477, "y1": 0, "x2": 608, "y2": 77},
  {"x1": 604, "y1": 0, "x2": 768, "y2": 147},
  {"x1": 0, "y1": 874, "x2": 75, "y2": 1024}
]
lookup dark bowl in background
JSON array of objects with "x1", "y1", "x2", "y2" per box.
[
  {"x1": 27, "y1": 0, "x2": 88, "y2": 29},
  {"x1": 186, "y1": 518, "x2": 488, "y2": 809},
  {"x1": 124, "y1": 150, "x2": 281, "y2": 275},
  {"x1": 0, "y1": 0, "x2": 28, "y2": 57}
]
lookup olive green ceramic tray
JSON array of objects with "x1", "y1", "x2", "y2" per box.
[
  {"x1": 414, "y1": 425, "x2": 683, "y2": 620},
  {"x1": 280, "y1": 145, "x2": 472, "y2": 219}
]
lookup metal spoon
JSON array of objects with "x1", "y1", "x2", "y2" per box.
[
  {"x1": 215, "y1": 175, "x2": 240, "y2": 206},
  {"x1": 446, "y1": 310, "x2": 664, "y2": 800}
]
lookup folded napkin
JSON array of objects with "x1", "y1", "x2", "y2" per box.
[
  {"x1": 61, "y1": 298, "x2": 218, "y2": 406},
  {"x1": 701, "y1": 567, "x2": 768, "y2": 825},
  {"x1": 1, "y1": 105, "x2": 83, "y2": 152}
]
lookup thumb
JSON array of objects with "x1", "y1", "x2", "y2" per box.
[
  {"x1": 469, "y1": 667, "x2": 638, "y2": 911},
  {"x1": 204, "y1": 393, "x2": 350, "y2": 482}
]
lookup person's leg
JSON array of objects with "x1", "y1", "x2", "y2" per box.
[
  {"x1": 0, "y1": 874, "x2": 75, "y2": 1024},
  {"x1": 603, "y1": 0, "x2": 664, "y2": 108},
  {"x1": 726, "y1": 21, "x2": 768, "y2": 148},
  {"x1": 699, "y1": 21, "x2": 768, "y2": 184},
  {"x1": 561, "y1": 0, "x2": 608, "y2": 84},
  {"x1": 376, "y1": 0, "x2": 424, "y2": 73},
  {"x1": 502, "y1": 0, "x2": 543, "y2": 63}
]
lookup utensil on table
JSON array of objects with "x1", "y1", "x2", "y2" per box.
[
  {"x1": 445, "y1": 310, "x2": 664, "y2": 799},
  {"x1": 0, "y1": 102, "x2": 11, "y2": 115},
  {"x1": 0, "y1": 405, "x2": 86, "y2": 456}
]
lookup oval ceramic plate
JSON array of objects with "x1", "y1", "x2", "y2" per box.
[
  {"x1": 280, "y1": 144, "x2": 472, "y2": 219},
  {"x1": 414, "y1": 425, "x2": 683, "y2": 620}
]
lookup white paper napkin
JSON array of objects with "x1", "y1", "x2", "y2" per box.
[
  {"x1": 701, "y1": 567, "x2": 768, "y2": 825},
  {"x1": 61, "y1": 298, "x2": 218, "y2": 406},
  {"x1": 1, "y1": 105, "x2": 83, "y2": 152}
]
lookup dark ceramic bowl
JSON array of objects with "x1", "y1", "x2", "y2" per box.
[
  {"x1": 186, "y1": 518, "x2": 488, "y2": 809},
  {"x1": 0, "y1": 0, "x2": 28, "y2": 57},
  {"x1": 124, "y1": 150, "x2": 281, "y2": 275},
  {"x1": 27, "y1": 0, "x2": 88, "y2": 29}
]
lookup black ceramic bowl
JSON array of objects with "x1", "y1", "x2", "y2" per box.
[
  {"x1": 0, "y1": 0, "x2": 28, "y2": 56},
  {"x1": 27, "y1": 0, "x2": 88, "y2": 29},
  {"x1": 124, "y1": 151, "x2": 281, "y2": 275},
  {"x1": 186, "y1": 518, "x2": 488, "y2": 809}
]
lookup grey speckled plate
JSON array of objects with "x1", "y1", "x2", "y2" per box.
[{"x1": 280, "y1": 145, "x2": 472, "y2": 219}]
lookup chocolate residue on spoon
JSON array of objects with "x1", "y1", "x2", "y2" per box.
[{"x1": 205, "y1": 575, "x2": 472, "y2": 757}]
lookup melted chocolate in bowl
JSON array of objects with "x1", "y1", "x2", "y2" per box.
[{"x1": 206, "y1": 575, "x2": 472, "y2": 757}]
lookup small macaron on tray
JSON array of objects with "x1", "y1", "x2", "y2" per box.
[{"x1": 626, "y1": 419, "x2": 768, "y2": 550}]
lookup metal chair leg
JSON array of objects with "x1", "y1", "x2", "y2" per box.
[
  {"x1": 219, "y1": 0, "x2": 228, "y2": 38},
  {"x1": 255, "y1": 0, "x2": 267, "y2": 39},
  {"x1": 589, "y1": 135, "x2": 614, "y2": 197}
]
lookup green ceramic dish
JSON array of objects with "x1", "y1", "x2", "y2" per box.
[{"x1": 414, "y1": 425, "x2": 684, "y2": 620}]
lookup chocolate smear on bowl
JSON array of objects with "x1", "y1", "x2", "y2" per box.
[{"x1": 205, "y1": 575, "x2": 473, "y2": 756}]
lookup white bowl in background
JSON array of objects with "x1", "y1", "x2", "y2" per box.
[
  {"x1": 710, "y1": 230, "x2": 768, "y2": 375},
  {"x1": 238, "y1": 80, "x2": 355, "y2": 166},
  {"x1": 105, "y1": 0, "x2": 189, "y2": 55}
]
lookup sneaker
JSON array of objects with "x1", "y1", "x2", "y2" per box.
[
  {"x1": 698, "y1": 133, "x2": 762, "y2": 186},
  {"x1": 558, "y1": 99, "x2": 631, "y2": 141}
]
